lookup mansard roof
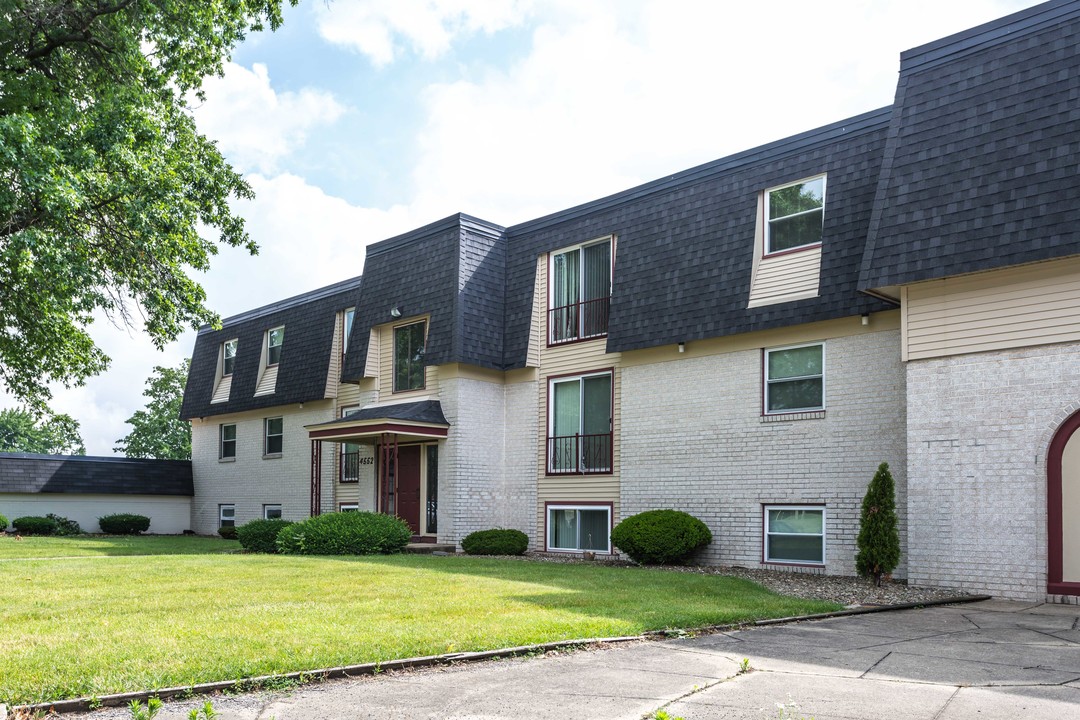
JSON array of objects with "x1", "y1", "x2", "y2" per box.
[
  {"x1": 860, "y1": 0, "x2": 1080, "y2": 293},
  {"x1": 180, "y1": 276, "x2": 362, "y2": 420}
]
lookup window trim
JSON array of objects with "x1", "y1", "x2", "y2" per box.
[
  {"x1": 339, "y1": 503, "x2": 359, "y2": 512},
  {"x1": 545, "y1": 502, "x2": 613, "y2": 554},
  {"x1": 222, "y1": 339, "x2": 238, "y2": 377},
  {"x1": 219, "y1": 423, "x2": 237, "y2": 460},
  {"x1": 546, "y1": 235, "x2": 614, "y2": 347},
  {"x1": 267, "y1": 325, "x2": 285, "y2": 367},
  {"x1": 763, "y1": 174, "x2": 826, "y2": 257},
  {"x1": 263, "y1": 504, "x2": 282, "y2": 520},
  {"x1": 263, "y1": 416, "x2": 283, "y2": 457},
  {"x1": 392, "y1": 319, "x2": 427, "y2": 394},
  {"x1": 763, "y1": 342, "x2": 826, "y2": 416},
  {"x1": 762, "y1": 504, "x2": 826, "y2": 566},
  {"x1": 545, "y1": 368, "x2": 614, "y2": 475},
  {"x1": 219, "y1": 504, "x2": 235, "y2": 528}
]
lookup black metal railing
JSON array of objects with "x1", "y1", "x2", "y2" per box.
[
  {"x1": 547, "y1": 433, "x2": 613, "y2": 474},
  {"x1": 549, "y1": 296, "x2": 609, "y2": 344},
  {"x1": 340, "y1": 450, "x2": 360, "y2": 483}
]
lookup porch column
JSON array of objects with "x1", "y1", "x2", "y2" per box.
[{"x1": 310, "y1": 439, "x2": 322, "y2": 516}]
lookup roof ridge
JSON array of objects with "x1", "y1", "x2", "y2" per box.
[{"x1": 201, "y1": 275, "x2": 363, "y2": 333}]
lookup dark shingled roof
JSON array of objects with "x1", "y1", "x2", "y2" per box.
[
  {"x1": 0, "y1": 453, "x2": 193, "y2": 496},
  {"x1": 181, "y1": 276, "x2": 362, "y2": 420},
  {"x1": 860, "y1": 0, "x2": 1080, "y2": 291},
  {"x1": 330, "y1": 400, "x2": 449, "y2": 426}
]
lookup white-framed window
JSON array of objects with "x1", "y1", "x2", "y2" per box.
[
  {"x1": 339, "y1": 504, "x2": 359, "y2": 512},
  {"x1": 765, "y1": 175, "x2": 826, "y2": 255},
  {"x1": 547, "y1": 505, "x2": 611, "y2": 552},
  {"x1": 393, "y1": 320, "x2": 426, "y2": 392},
  {"x1": 764, "y1": 342, "x2": 824, "y2": 414},
  {"x1": 764, "y1": 505, "x2": 825, "y2": 565},
  {"x1": 264, "y1": 417, "x2": 283, "y2": 455},
  {"x1": 222, "y1": 339, "x2": 238, "y2": 376},
  {"x1": 343, "y1": 308, "x2": 355, "y2": 354},
  {"x1": 219, "y1": 423, "x2": 237, "y2": 459},
  {"x1": 219, "y1": 504, "x2": 235, "y2": 528},
  {"x1": 549, "y1": 237, "x2": 612, "y2": 344},
  {"x1": 263, "y1": 504, "x2": 282, "y2": 520},
  {"x1": 548, "y1": 371, "x2": 612, "y2": 474},
  {"x1": 267, "y1": 326, "x2": 284, "y2": 366}
]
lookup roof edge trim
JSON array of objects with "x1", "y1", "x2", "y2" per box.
[{"x1": 198, "y1": 276, "x2": 363, "y2": 334}]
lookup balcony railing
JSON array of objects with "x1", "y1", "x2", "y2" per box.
[
  {"x1": 547, "y1": 433, "x2": 613, "y2": 474},
  {"x1": 549, "y1": 296, "x2": 609, "y2": 345},
  {"x1": 340, "y1": 450, "x2": 360, "y2": 483}
]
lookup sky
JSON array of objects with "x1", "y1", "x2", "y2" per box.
[{"x1": 11, "y1": 0, "x2": 1036, "y2": 455}]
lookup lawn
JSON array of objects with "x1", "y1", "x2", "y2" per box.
[
  {"x1": 0, "y1": 534, "x2": 240, "y2": 559},
  {"x1": 0, "y1": 538, "x2": 841, "y2": 706}
]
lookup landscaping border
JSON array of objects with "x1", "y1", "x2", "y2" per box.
[{"x1": 11, "y1": 594, "x2": 989, "y2": 716}]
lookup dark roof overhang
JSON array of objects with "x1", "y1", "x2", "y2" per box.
[{"x1": 305, "y1": 400, "x2": 449, "y2": 442}]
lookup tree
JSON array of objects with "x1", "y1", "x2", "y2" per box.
[
  {"x1": 856, "y1": 462, "x2": 902, "y2": 587},
  {"x1": 0, "y1": 1, "x2": 295, "y2": 410},
  {"x1": 0, "y1": 407, "x2": 86, "y2": 455},
  {"x1": 114, "y1": 359, "x2": 191, "y2": 459}
]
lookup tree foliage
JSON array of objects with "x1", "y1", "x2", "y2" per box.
[
  {"x1": 114, "y1": 358, "x2": 191, "y2": 459},
  {"x1": 0, "y1": 406, "x2": 86, "y2": 455},
  {"x1": 855, "y1": 462, "x2": 902, "y2": 587},
  {"x1": 0, "y1": 0, "x2": 294, "y2": 409}
]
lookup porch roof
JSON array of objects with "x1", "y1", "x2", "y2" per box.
[{"x1": 304, "y1": 400, "x2": 450, "y2": 442}]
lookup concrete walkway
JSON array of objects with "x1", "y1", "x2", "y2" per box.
[{"x1": 81, "y1": 600, "x2": 1080, "y2": 719}]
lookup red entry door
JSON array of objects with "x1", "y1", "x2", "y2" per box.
[{"x1": 396, "y1": 445, "x2": 422, "y2": 534}]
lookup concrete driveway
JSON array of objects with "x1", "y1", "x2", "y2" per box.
[{"x1": 76, "y1": 600, "x2": 1080, "y2": 720}]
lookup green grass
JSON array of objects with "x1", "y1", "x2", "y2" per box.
[
  {"x1": 0, "y1": 534, "x2": 240, "y2": 558},
  {"x1": 0, "y1": 542, "x2": 841, "y2": 706}
]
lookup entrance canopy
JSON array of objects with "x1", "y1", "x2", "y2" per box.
[{"x1": 304, "y1": 400, "x2": 449, "y2": 443}]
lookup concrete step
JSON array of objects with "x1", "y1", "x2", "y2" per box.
[{"x1": 404, "y1": 543, "x2": 456, "y2": 554}]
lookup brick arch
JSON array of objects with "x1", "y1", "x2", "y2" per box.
[{"x1": 1047, "y1": 408, "x2": 1080, "y2": 595}]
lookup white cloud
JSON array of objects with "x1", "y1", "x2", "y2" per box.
[
  {"x1": 193, "y1": 63, "x2": 345, "y2": 174},
  {"x1": 314, "y1": 0, "x2": 534, "y2": 65}
]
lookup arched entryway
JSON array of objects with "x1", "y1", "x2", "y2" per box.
[{"x1": 1048, "y1": 409, "x2": 1080, "y2": 596}]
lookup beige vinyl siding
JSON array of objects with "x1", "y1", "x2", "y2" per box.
[
  {"x1": 534, "y1": 255, "x2": 621, "y2": 546},
  {"x1": 747, "y1": 247, "x2": 822, "y2": 307},
  {"x1": 324, "y1": 312, "x2": 343, "y2": 399},
  {"x1": 527, "y1": 257, "x2": 543, "y2": 368},
  {"x1": 364, "y1": 329, "x2": 380, "y2": 378},
  {"x1": 903, "y1": 257, "x2": 1080, "y2": 361},
  {"x1": 211, "y1": 375, "x2": 232, "y2": 404},
  {"x1": 377, "y1": 316, "x2": 438, "y2": 400},
  {"x1": 254, "y1": 365, "x2": 278, "y2": 396}
]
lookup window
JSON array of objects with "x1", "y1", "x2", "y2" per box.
[
  {"x1": 222, "y1": 339, "x2": 238, "y2": 376},
  {"x1": 219, "y1": 504, "x2": 235, "y2": 528},
  {"x1": 340, "y1": 406, "x2": 360, "y2": 483},
  {"x1": 765, "y1": 175, "x2": 826, "y2": 254},
  {"x1": 263, "y1": 504, "x2": 282, "y2": 520},
  {"x1": 393, "y1": 321, "x2": 426, "y2": 392},
  {"x1": 764, "y1": 506, "x2": 825, "y2": 564},
  {"x1": 264, "y1": 417, "x2": 283, "y2": 455},
  {"x1": 764, "y1": 343, "x2": 824, "y2": 414},
  {"x1": 343, "y1": 308, "x2": 355, "y2": 354},
  {"x1": 548, "y1": 505, "x2": 610, "y2": 552},
  {"x1": 549, "y1": 238, "x2": 612, "y2": 344},
  {"x1": 339, "y1": 504, "x2": 358, "y2": 512},
  {"x1": 548, "y1": 371, "x2": 612, "y2": 474},
  {"x1": 267, "y1": 326, "x2": 284, "y2": 366},
  {"x1": 219, "y1": 423, "x2": 236, "y2": 459}
]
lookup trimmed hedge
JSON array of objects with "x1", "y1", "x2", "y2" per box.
[
  {"x1": 99, "y1": 513, "x2": 151, "y2": 535},
  {"x1": 218, "y1": 526, "x2": 238, "y2": 540},
  {"x1": 236, "y1": 518, "x2": 293, "y2": 553},
  {"x1": 277, "y1": 511, "x2": 411, "y2": 556},
  {"x1": 461, "y1": 528, "x2": 528, "y2": 556},
  {"x1": 0, "y1": 513, "x2": 8, "y2": 531},
  {"x1": 12, "y1": 516, "x2": 58, "y2": 536},
  {"x1": 610, "y1": 509, "x2": 712, "y2": 565}
]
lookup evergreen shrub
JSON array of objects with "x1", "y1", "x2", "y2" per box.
[
  {"x1": 461, "y1": 528, "x2": 528, "y2": 555},
  {"x1": 99, "y1": 513, "x2": 151, "y2": 535},
  {"x1": 856, "y1": 462, "x2": 902, "y2": 586},
  {"x1": 46, "y1": 513, "x2": 82, "y2": 535},
  {"x1": 12, "y1": 516, "x2": 58, "y2": 535},
  {"x1": 610, "y1": 509, "x2": 712, "y2": 565},
  {"x1": 0, "y1": 513, "x2": 8, "y2": 531},
  {"x1": 277, "y1": 511, "x2": 411, "y2": 555},
  {"x1": 218, "y1": 526, "x2": 238, "y2": 540},
  {"x1": 236, "y1": 518, "x2": 293, "y2": 553}
]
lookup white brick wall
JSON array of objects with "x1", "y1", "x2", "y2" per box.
[
  {"x1": 906, "y1": 341, "x2": 1080, "y2": 600},
  {"x1": 620, "y1": 330, "x2": 907, "y2": 576},
  {"x1": 190, "y1": 401, "x2": 336, "y2": 534}
]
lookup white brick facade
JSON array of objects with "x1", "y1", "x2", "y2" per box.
[
  {"x1": 620, "y1": 329, "x2": 907, "y2": 576},
  {"x1": 906, "y1": 341, "x2": 1080, "y2": 600}
]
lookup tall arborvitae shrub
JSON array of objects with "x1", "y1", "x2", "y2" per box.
[{"x1": 856, "y1": 462, "x2": 901, "y2": 586}]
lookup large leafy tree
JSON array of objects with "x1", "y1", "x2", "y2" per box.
[
  {"x1": 114, "y1": 359, "x2": 190, "y2": 459},
  {"x1": 0, "y1": 0, "x2": 294, "y2": 410},
  {"x1": 0, "y1": 407, "x2": 86, "y2": 455}
]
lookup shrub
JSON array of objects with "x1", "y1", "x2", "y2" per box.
[
  {"x1": 45, "y1": 513, "x2": 82, "y2": 535},
  {"x1": 99, "y1": 513, "x2": 151, "y2": 535},
  {"x1": 277, "y1": 511, "x2": 411, "y2": 556},
  {"x1": 611, "y1": 509, "x2": 712, "y2": 565},
  {"x1": 856, "y1": 462, "x2": 901, "y2": 587},
  {"x1": 461, "y1": 528, "x2": 528, "y2": 555},
  {"x1": 12, "y1": 516, "x2": 58, "y2": 536},
  {"x1": 236, "y1": 518, "x2": 293, "y2": 553},
  {"x1": 218, "y1": 525, "x2": 238, "y2": 540},
  {"x1": 0, "y1": 513, "x2": 8, "y2": 531}
]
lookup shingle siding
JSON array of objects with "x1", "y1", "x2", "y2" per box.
[{"x1": 0, "y1": 453, "x2": 193, "y2": 496}]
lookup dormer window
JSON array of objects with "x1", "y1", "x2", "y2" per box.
[
  {"x1": 549, "y1": 237, "x2": 612, "y2": 345},
  {"x1": 267, "y1": 326, "x2": 284, "y2": 366},
  {"x1": 343, "y1": 308, "x2": 355, "y2": 354},
  {"x1": 222, "y1": 339, "x2": 238, "y2": 376},
  {"x1": 765, "y1": 175, "x2": 826, "y2": 255},
  {"x1": 393, "y1": 320, "x2": 426, "y2": 393}
]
